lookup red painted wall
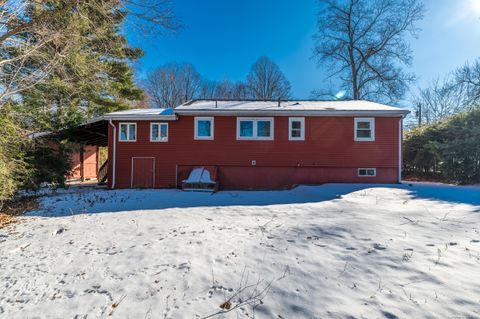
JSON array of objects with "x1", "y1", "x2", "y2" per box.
[
  {"x1": 68, "y1": 145, "x2": 99, "y2": 180},
  {"x1": 108, "y1": 116, "x2": 401, "y2": 189}
]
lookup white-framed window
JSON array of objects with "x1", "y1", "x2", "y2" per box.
[
  {"x1": 358, "y1": 168, "x2": 376, "y2": 177},
  {"x1": 194, "y1": 117, "x2": 214, "y2": 140},
  {"x1": 150, "y1": 123, "x2": 168, "y2": 142},
  {"x1": 354, "y1": 118, "x2": 375, "y2": 141},
  {"x1": 236, "y1": 118, "x2": 274, "y2": 140},
  {"x1": 289, "y1": 117, "x2": 305, "y2": 141},
  {"x1": 119, "y1": 123, "x2": 137, "y2": 142}
]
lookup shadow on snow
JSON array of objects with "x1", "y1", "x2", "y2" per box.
[{"x1": 27, "y1": 182, "x2": 480, "y2": 217}]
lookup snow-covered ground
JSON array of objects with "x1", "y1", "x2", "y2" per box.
[{"x1": 1, "y1": 183, "x2": 480, "y2": 318}]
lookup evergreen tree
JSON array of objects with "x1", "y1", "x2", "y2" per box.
[{"x1": 19, "y1": 1, "x2": 144, "y2": 131}]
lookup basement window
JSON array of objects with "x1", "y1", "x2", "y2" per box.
[
  {"x1": 237, "y1": 118, "x2": 274, "y2": 140},
  {"x1": 289, "y1": 117, "x2": 305, "y2": 141},
  {"x1": 194, "y1": 117, "x2": 214, "y2": 140},
  {"x1": 354, "y1": 118, "x2": 375, "y2": 141},
  {"x1": 151, "y1": 123, "x2": 168, "y2": 142},
  {"x1": 358, "y1": 168, "x2": 376, "y2": 177},
  {"x1": 119, "y1": 123, "x2": 136, "y2": 142}
]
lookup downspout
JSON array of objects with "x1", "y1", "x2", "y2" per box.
[
  {"x1": 398, "y1": 116, "x2": 404, "y2": 184},
  {"x1": 108, "y1": 119, "x2": 116, "y2": 189}
]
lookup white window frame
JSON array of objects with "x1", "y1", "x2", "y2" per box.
[
  {"x1": 194, "y1": 117, "x2": 214, "y2": 140},
  {"x1": 288, "y1": 117, "x2": 305, "y2": 141},
  {"x1": 354, "y1": 118, "x2": 375, "y2": 141},
  {"x1": 236, "y1": 117, "x2": 274, "y2": 140},
  {"x1": 150, "y1": 123, "x2": 169, "y2": 142},
  {"x1": 119, "y1": 122, "x2": 137, "y2": 142},
  {"x1": 358, "y1": 168, "x2": 376, "y2": 177}
]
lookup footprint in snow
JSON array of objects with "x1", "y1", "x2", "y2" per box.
[
  {"x1": 53, "y1": 227, "x2": 66, "y2": 236},
  {"x1": 373, "y1": 243, "x2": 387, "y2": 250}
]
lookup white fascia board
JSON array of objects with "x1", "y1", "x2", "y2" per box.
[{"x1": 103, "y1": 115, "x2": 178, "y2": 121}]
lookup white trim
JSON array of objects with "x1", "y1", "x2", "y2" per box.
[
  {"x1": 194, "y1": 117, "x2": 214, "y2": 140},
  {"x1": 354, "y1": 118, "x2": 375, "y2": 142},
  {"x1": 150, "y1": 122, "x2": 169, "y2": 142},
  {"x1": 236, "y1": 117, "x2": 274, "y2": 140},
  {"x1": 131, "y1": 157, "x2": 155, "y2": 188},
  {"x1": 288, "y1": 117, "x2": 305, "y2": 141},
  {"x1": 119, "y1": 122, "x2": 137, "y2": 142},
  {"x1": 358, "y1": 168, "x2": 376, "y2": 177},
  {"x1": 398, "y1": 117, "x2": 403, "y2": 183},
  {"x1": 108, "y1": 120, "x2": 116, "y2": 189},
  {"x1": 105, "y1": 115, "x2": 177, "y2": 121}
]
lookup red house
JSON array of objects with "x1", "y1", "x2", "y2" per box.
[{"x1": 80, "y1": 100, "x2": 409, "y2": 190}]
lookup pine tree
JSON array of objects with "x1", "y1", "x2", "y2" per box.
[{"x1": 18, "y1": 1, "x2": 144, "y2": 131}]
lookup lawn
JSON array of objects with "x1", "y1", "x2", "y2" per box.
[{"x1": 1, "y1": 183, "x2": 479, "y2": 318}]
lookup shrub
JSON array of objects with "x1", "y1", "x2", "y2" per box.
[{"x1": 404, "y1": 107, "x2": 480, "y2": 184}]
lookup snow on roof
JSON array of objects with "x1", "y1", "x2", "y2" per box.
[
  {"x1": 175, "y1": 99, "x2": 409, "y2": 116},
  {"x1": 94, "y1": 100, "x2": 409, "y2": 120},
  {"x1": 103, "y1": 108, "x2": 175, "y2": 118}
]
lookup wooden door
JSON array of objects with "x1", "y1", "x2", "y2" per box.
[{"x1": 131, "y1": 157, "x2": 155, "y2": 188}]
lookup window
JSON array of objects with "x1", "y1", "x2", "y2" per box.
[
  {"x1": 194, "y1": 117, "x2": 214, "y2": 140},
  {"x1": 358, "y1": 168, "x2": 376, "y2": 177},
  {"x1": 119, "y1": 123, "x2": 136, "y2": 142},
  {"x1": 354, "y1": 118, "x2": 375, "y2": 141},
  {"x1": 289, "y1": 117, "x2": 305, "y2": 141},
  {"x1": 150, "y1": 123, "x2": 168, "y2": 142},
  {"x1": 237, "y1": 118, "x2": 274, "y2": 140}
]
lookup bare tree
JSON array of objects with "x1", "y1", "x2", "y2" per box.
[
  {"x1": 414, "y1": 77, "x2": 466, "y2": 125},
  {"x1": 313, "y1": 0, "x2": 424, "y2": 103},
  {"x1": 197, "y1": 80, "x2": 249, "y2": 100},
  {"x1": 179, "y1": 63, "x2": 202, "y2": 102},
  {"x1": 455, "y1": 59, "x2": 480, "y2": 108},
  {"x1": 246, "y1": 56, "x2": 291, "y2": 100},
  {"x1": 199, "y1": 80, "x2": 218, "y2": 99},
  {"x1": 212, "y1": 80, "x2": 235, "y2": 100},
  {"x1": 144, "y1": 62, "x2": 201, "y2": 108}
]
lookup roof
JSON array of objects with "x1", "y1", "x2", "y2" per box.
[
  {"x1": 30, "y1": 120, "x2": 109, "y2": 146},
  {"x1": 81, "y1": 99, "x2": 408, "y2": 124},
  {"x1": 101, "y1": 108, "x2": 176, "y2": 120},
  {"x1": 175, "y1": 100, "x2": 409, "y2": 116}
]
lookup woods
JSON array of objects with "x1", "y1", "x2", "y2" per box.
[
  {"x1": 0, "y1": 0, "x2": 176, "y2": 205},
  {"x1": 143, "y1": 56, "x2": 291, "y2": 108},
  {"x1": 404, "y1": 107, "x2": 480, "y2": 184}
]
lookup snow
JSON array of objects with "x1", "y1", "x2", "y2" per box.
[
  {"x1": 1, "y1": 183, "x2": 480, "y2": 318},
  {"x1": 183, "y1": 167, "x2": 214, "y2": 184},
  {"x1": 85, "y1": 108, "x2": 176, "y2": 123},
  {"x1": 176, "y1": 99, "x2": 409, "y2": 115}
]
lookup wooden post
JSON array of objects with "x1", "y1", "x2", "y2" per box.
[{"x1": 80, "y1": 146, "x2": 85, "y2": 182}]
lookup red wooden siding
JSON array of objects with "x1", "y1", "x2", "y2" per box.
[{"x1": 108, "y1": 116, "x2": 401, "y2": 189}]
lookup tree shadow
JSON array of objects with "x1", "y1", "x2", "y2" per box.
[
  {"x1": 402, "y1": 182, "x2": 480, "y2": 207},
  {"x1": 26, "y1": 183, "x2": 480, "y2": 217}
]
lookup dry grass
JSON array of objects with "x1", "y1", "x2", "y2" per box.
[
  {"x1": 1, "y1": 196, "x2": 39, "y2": 216},
  {"x1": 0, "y1": 196, "x2": 39, "y2": 228},
  {"x1": 0, "y1": 213, "x2": 18, "y2": 228}
]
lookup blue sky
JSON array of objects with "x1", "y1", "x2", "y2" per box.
[{"x1": 128, "y1": 0, "x2": 480, "y2": 106}]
